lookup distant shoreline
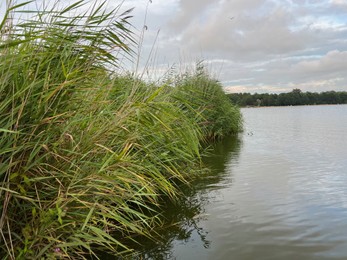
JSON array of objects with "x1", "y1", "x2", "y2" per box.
[
  {"x1": 241, "y1": 103, "x2": 347, "y2": 108},
  {"x1": 228, "y1": 89, "x2": 347, "y2": 107}
]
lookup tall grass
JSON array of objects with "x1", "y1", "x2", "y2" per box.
[
  {"x1": 172, "y1": 63, "x2": 243, "y2": 141},
  {"x1": 0, "y1": 1, "x2": 242, "y2": 258}
]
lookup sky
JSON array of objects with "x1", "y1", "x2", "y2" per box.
[
  {"x1": 121, "y1": 0, "x2": 347, "y2": 93},
  {"x1": 1, "y1": 0, "x2": 347, "y2": 93}
]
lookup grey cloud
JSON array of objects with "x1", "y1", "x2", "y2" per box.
[
  {"x1": 219, "y1": 49, "x2": 347, "y2": 93},
  {"x1": 291, "y1": 50, "x2": 347, "y2": 80},
  {"x1": 330, "y1": 0, "x2": 347, "y2": 10},
  {"x1": 17, "y1": 0, "x2": 344, "y2": 93},
  {"x1": 144, "y1": 0, "x2": 346, "y2": 93},
  {"x1": 168, "y1": 0, "x2": 215, "y2": 32},
  {"x1": 174, "y1": 0, "x2": 323, "y2": 61}
]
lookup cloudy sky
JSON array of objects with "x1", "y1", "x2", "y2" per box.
[
  {"x1": 2, "y1": 0, "x2": 347, "y2": 93},
  {"x1": 121, "y1": 0, "x2": 347, "y2": 93}
]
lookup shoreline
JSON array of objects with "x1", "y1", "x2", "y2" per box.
[{"x1": 241, "y1": 103, "x2": 347, "y2": 108}]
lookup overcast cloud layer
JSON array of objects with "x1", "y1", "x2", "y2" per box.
[
  {"x1": 2, "y1": 0, "x2": 347, "y2": 93},
  {"x1": 124, "y1": 0, "x2": 347, "y2": 93}
]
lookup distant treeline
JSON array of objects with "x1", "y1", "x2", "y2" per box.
[{"x1": 227, "y1": 89, "x2": 347, "y2": 107}]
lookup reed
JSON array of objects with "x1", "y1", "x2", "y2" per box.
[
  {"x1": 0, "y1": 1, "x2": 242, "y2": 258},
  {"x1": 172, "y1": 63, "x2": 243, "y2": 141}
]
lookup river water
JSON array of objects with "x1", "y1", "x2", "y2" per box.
[{"x1": 134, "y1": 105, "x2": 347, "y2": 260}]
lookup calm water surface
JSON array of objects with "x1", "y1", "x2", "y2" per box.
[{"x1": 138, "y1": 105, "x2": 347, "y2": 259}]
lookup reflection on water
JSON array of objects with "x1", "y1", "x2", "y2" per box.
[
  {"x1": 96, "y1": 136, "x2": 241, "y2": 260},
  {"x1": 105, "y1": 105, "x2": 347, "y2": 259},
  {"x1": 132, "y1": 136, "x2": 242, "y2": 260}
]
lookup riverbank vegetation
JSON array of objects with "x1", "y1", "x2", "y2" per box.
[
  {"x1": 0, "y1": 1, "x2": 242, "y2": 258},
  {"x1": 228, "y1": 88, "x2": 347, "y2": 107}
]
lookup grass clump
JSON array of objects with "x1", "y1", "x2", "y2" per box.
[
  {"x1": 173, "y1": 63, "x2": 243, "y2": 141},
  {"x1": 0, "y1": 1, "x2": 242, "y2": 258}
]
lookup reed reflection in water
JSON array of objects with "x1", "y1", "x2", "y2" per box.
[
  {"x1": 147, "y1": 105, "x2": 347, "y2": 260},
  {"x1": 103, "y1": 105, "x2": 347, "y2": 260}
]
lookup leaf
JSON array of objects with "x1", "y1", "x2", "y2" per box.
[
  {"x1": 8, "y1": 1, "x2": 34, "y2": 12},
  {"x1": 0, "y1": 38, "x2": 33, "y2": 50},
  {"x1": 0, "y1": 128, "x2": 19, "y2": 134},
  {"x1": 59, "y1": 0, "x2": 85, "y2": 15},
  {"x1": 81, "y1": 205, "x2": 95, "y2": 231}
]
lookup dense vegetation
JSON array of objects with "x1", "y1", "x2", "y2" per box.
[
  {"x1": 228, "y1": 88, "x2": 347, "y2": 107},
  {"x1": 0, "y1": 1, "x2": 242, "y2": 258}
]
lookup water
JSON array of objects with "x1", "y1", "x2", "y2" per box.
[{"x1": 136, "y1": 105, "x2": 347, "y2": 260}]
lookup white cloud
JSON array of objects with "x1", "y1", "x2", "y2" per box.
[
  {"x1": 331, "y1": 0, "x2": 347, "y2": 9},
  {"x1": 144, "y1": 0, "x2": 347, "y2": 93},
  {"x1": 5, "y1": 0, "x2": 347, "y2": 93},
  {"x1": 221, "y1": 50, "x2": 347, "y2": 93},
  {"x1": 293, "y1": 50, "x2": 347, "y2": 75}
]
